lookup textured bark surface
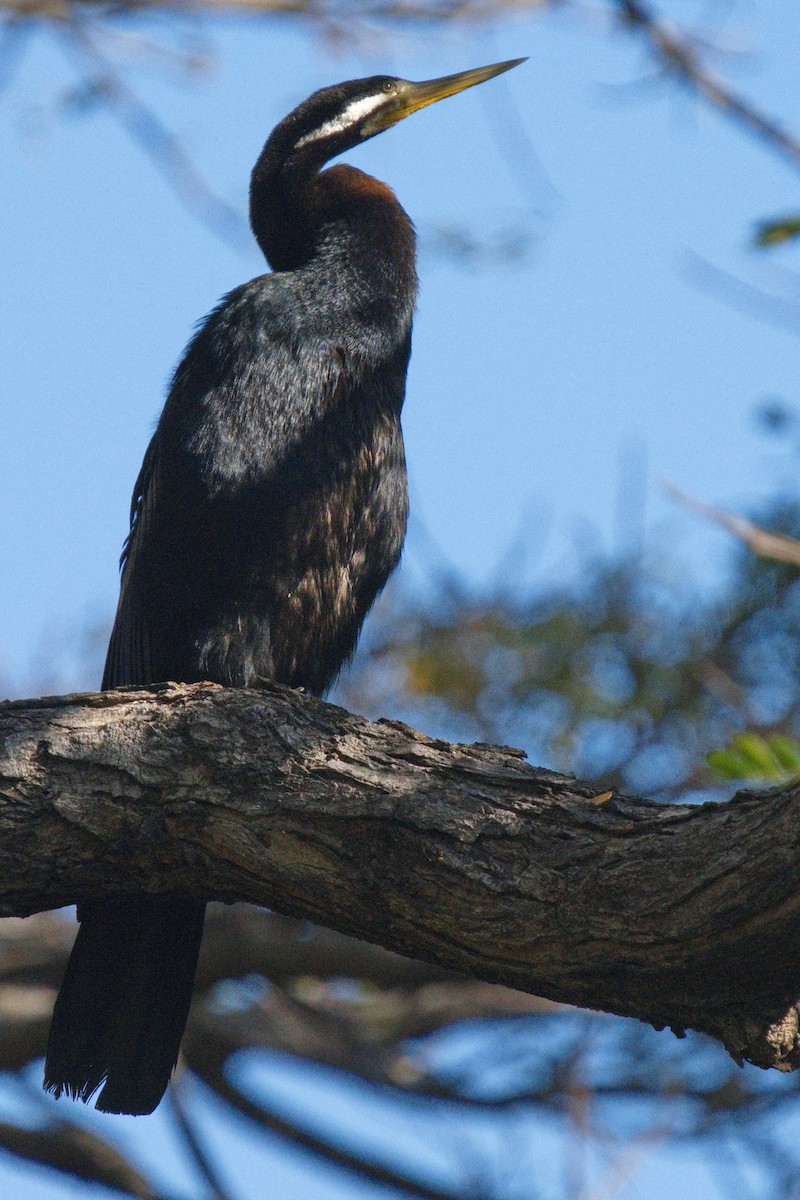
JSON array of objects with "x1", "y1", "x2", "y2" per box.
[{"x1": 2, "y1": 680, "x2": 799, "y2": 1072}]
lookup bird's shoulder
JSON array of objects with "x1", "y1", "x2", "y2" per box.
[
  {"x1": 201, "y1": 269, "x2": 353, "y2": 348},
  {"x1": 169, "y1": 271, "x2": 343, "y2": 406}
]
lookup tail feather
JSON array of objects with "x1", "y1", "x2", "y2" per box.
[{"x1": 44, "y1": 898, "x2": 206, "y2": 1115}]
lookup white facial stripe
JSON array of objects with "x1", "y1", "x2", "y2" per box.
[{"x1": 296, "y1": 93, "x2": 388, "y2": 149}]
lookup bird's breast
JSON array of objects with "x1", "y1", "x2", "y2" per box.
[{"x1": 255, "y1": 398, "x2": 408, "y2": 694}]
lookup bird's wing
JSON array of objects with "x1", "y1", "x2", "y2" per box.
[{"x1": 102, "y1": 434, "x2": 161, "y2": 689}]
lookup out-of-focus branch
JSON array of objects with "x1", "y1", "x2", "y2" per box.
[
  {"x1": 57, "y1": 17, "x2": 250, "y2": 250},
  {"x1": 0, "y1": 905, "x2": 795, "y2": 1195},
  {"x1": 184, "y1": 1036, "x2": 474, "y2": 1200},
  {"x1": 683, "y1": 253, "x2": 800, "y2": 336},
  {"x1": 665, "y1": 480, "x2": 800, "y2": 567},
  {"x1": 168, "y1": 1081, "x2": 234, "y2": 1200},
  {"x1": 613, "y1": 0, "x2": 800, "y2": 173},
  {"x1": 3, "y1": 1, "x2": 547, "y2": 16},
  {"x1": 0, "y1": 1116, "x2": 158, "y2": 1200}
]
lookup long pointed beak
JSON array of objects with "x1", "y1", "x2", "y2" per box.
[{"x1": 387, "y1": 58, "x2": 527, "y2": 126}]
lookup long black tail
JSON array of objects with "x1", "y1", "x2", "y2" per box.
[{"x1": 44, "y1": 898, "x2": 206, "y2": 1115}]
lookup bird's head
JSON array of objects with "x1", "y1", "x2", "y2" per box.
[{"x1": 274, "y1": 59, "x2": 527, "y2": 165}]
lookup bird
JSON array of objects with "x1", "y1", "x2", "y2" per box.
[{"x1": 43, "y1": 56, "x2": 526, "y2": 1116}]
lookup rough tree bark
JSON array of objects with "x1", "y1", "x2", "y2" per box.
[{"x1": 1, "y1": 680, "x2": 799, "y2": 1073}]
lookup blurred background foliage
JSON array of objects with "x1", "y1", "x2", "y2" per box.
[
  {"x1": 343, "y1": 450, "x2": 800, "y2": 805},
  {"x1": 4, "y1": 1, "x2": 800, "y2": 1198}
]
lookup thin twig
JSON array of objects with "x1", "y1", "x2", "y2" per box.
[
  {"x1": 614, "y1": 0, "x2": 800, "y2": 174},
  {"x1": 200, "y1": 1071, "x2": 476, "y2": 1200},
  {"x1": 581, "y1": 1120, "x2": 675, "y2": 1200},
  {"x1": 168, "y1": 1077, "x2": 235, "y2": 1200},
  {"x1": 683, "y1": 253, "x2": 800, "y2": 337},
  {"x1": 57, "y1": 16, "x2": 250, "y2": 252},
  {"x1": 0, "y1": 14, "x2": 31, "y2": 98},
  {"x1": 664, "y1": 479, "x2": 800, "y2": 567}
]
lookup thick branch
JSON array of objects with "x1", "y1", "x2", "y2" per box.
[{"x1": 2, "y1": 681, "x2": 800, "y2": 1071}]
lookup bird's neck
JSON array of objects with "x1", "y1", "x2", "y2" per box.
[
  {"x1": 250, "y1": 149, "x2": 417, "y2": 323},
  {"x1": 249, "y1": 138, "x2": 318, "y2": 270},
  {"x1": 313, "y1": 166, "x2": 417, "y2": 327}
]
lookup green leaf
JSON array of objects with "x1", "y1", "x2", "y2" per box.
[
  {"x1": 754, "y1": 216, "x2": 800, "y2": 247},
  {"x1": 707, "y1": 733, "x2": 800, "y2": 782}
]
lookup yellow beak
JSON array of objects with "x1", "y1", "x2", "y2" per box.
[{"x1": 383, "y1": 58, "x2": 527, "y2": 128}]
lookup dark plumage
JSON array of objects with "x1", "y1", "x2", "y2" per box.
[{"x1": 44, "y1": 57, "x2": 525, "y2": 1115}]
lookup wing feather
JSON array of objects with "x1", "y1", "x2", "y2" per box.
[{"x1": 102, "y1": 435, "x2": 161, "y2": 689}]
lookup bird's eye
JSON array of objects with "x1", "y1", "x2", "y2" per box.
[{"x1": 382, "y1": 81, "x2": 397, "y2": 94}]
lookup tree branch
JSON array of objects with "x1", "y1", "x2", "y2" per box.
[
  {"x1": 664, "y1": 479, "x2": 800, "y2": 567},
  {"x1": 2, "y1": 681, "x2": 800, "y2": 1073},
  {"x1": 614, "y1": 0, "x2": 800, "y2": 173}
]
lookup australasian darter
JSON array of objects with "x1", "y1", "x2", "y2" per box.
[{"x1": 44, "y1": 56, "x2": 526, "y2": 1116}]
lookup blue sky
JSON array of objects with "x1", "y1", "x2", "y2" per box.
[
  {"x1": 2, "y1": 3, "x2": 800, "y2": 695},
  {"x1": 2, "y1": 5, "x2": 800, "y2": 1196}
]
